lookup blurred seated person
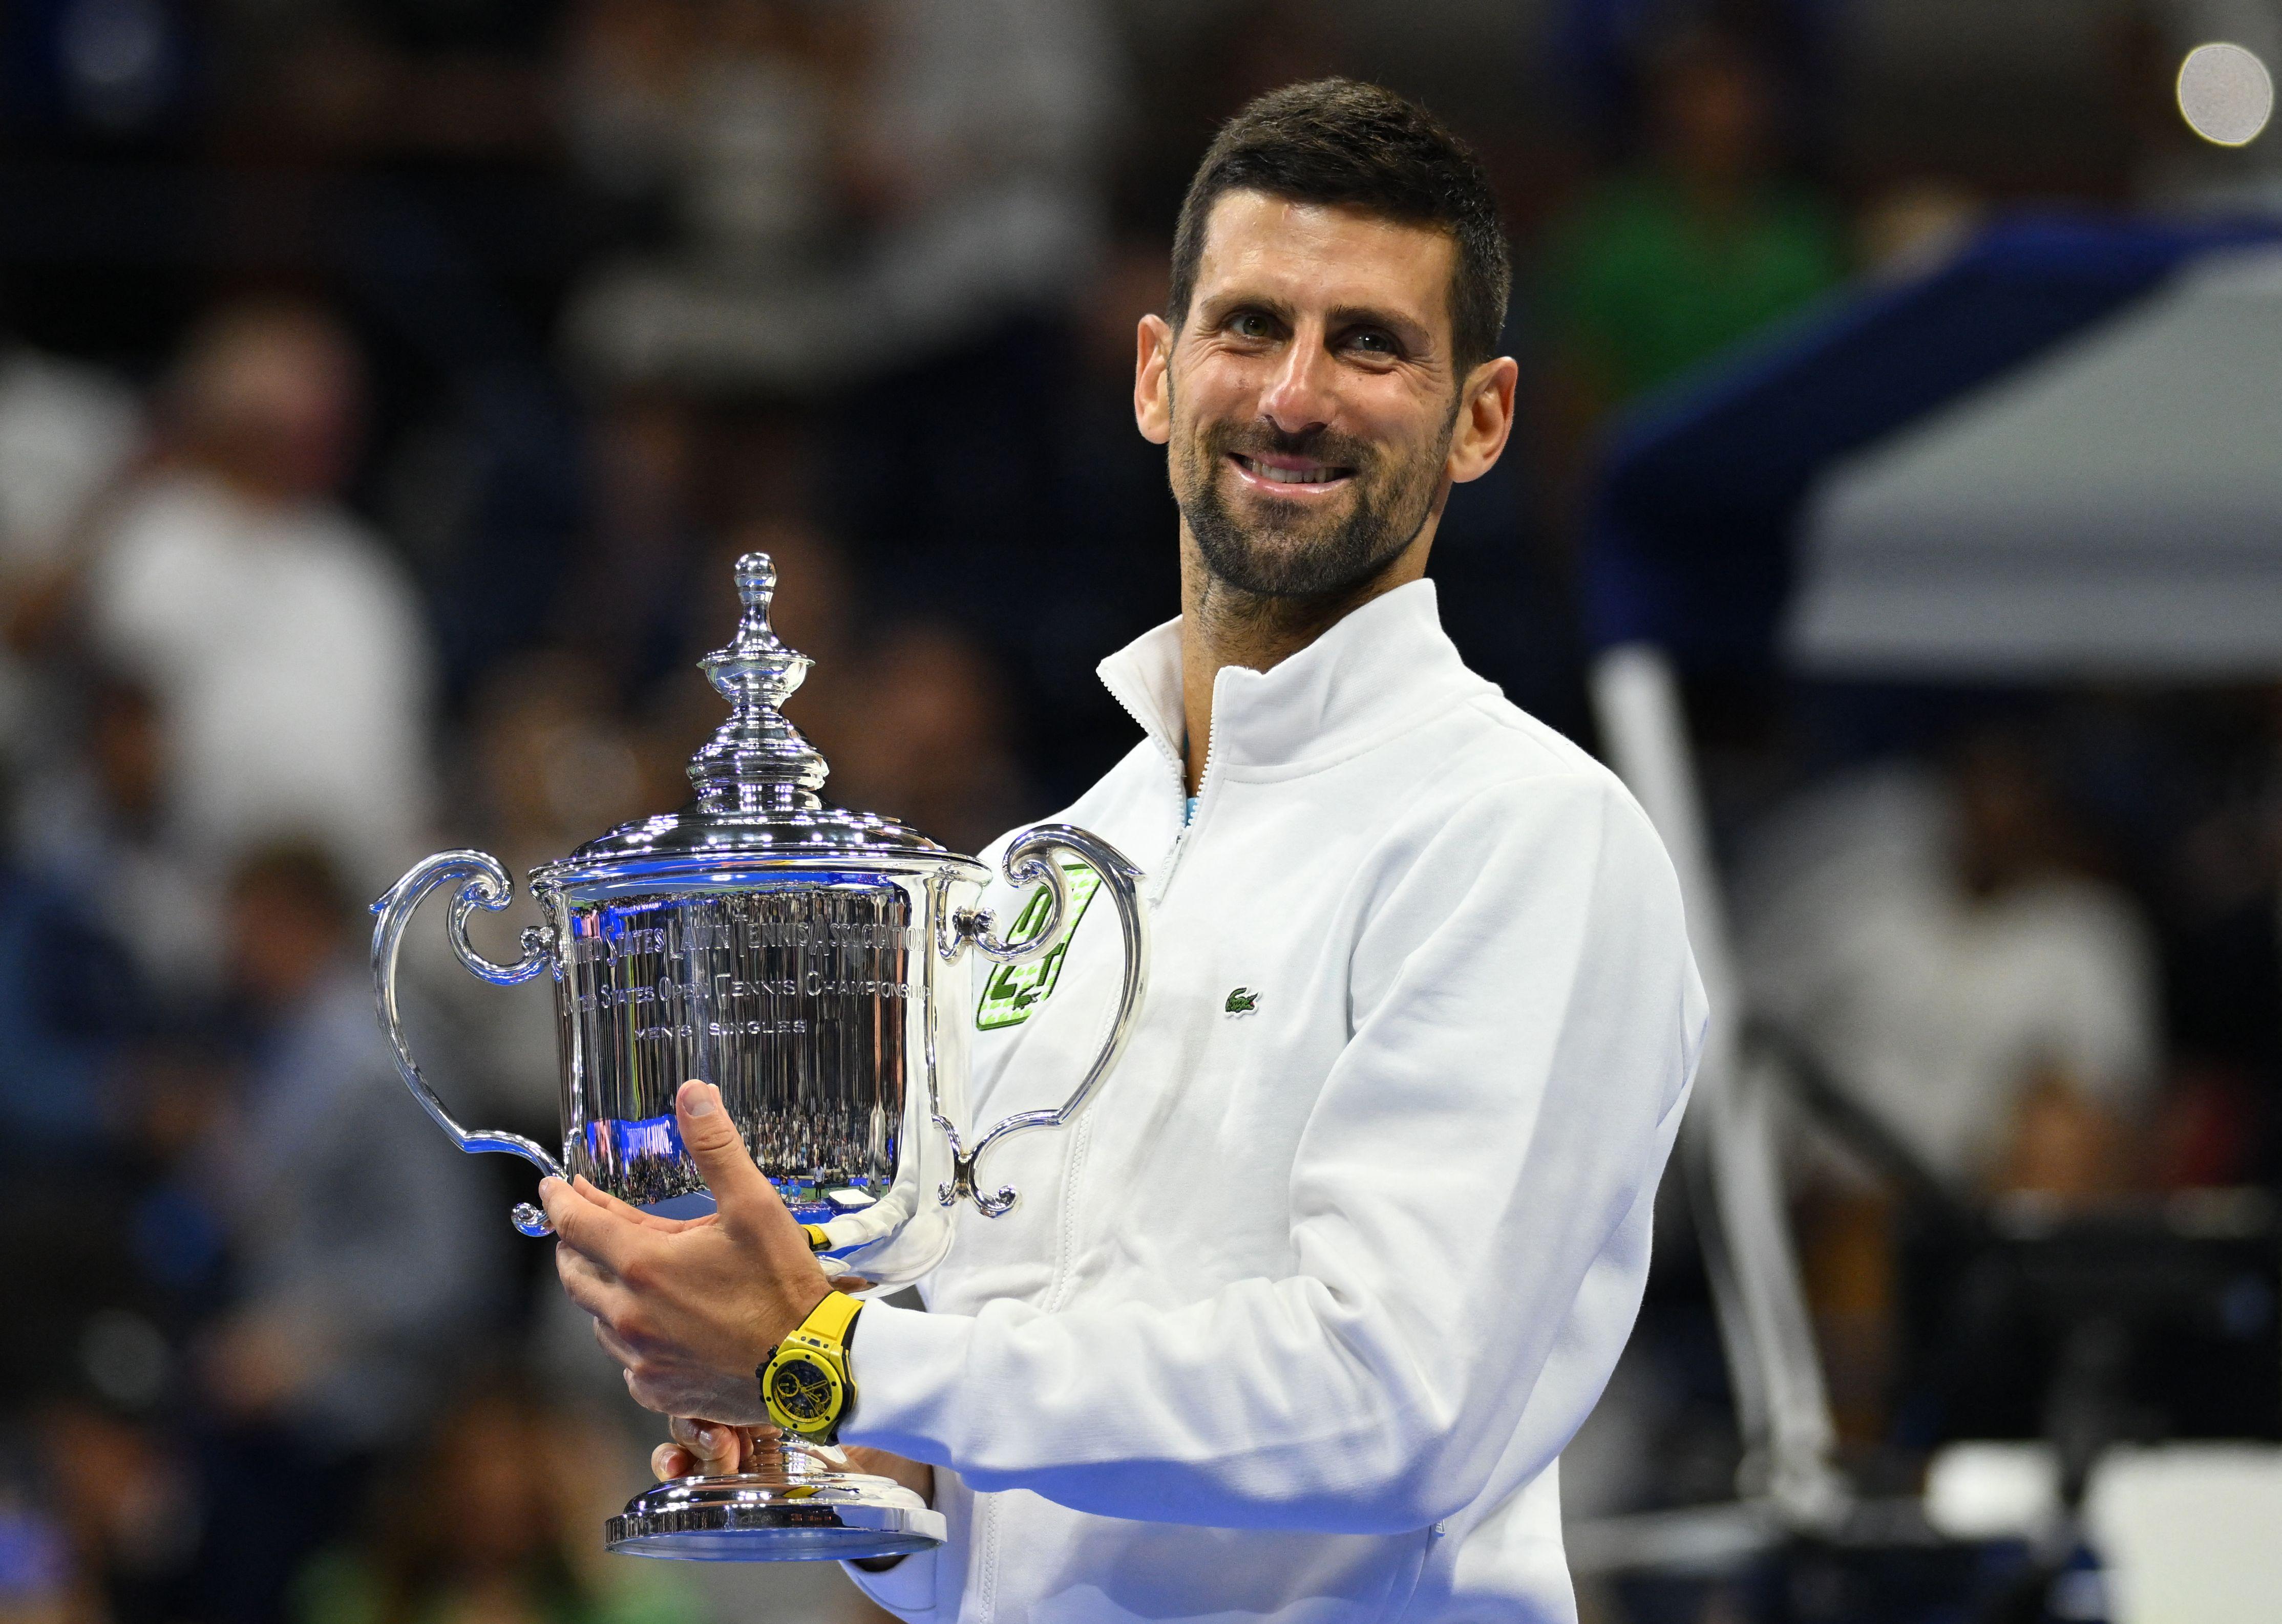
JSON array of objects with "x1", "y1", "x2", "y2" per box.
[
  {"x1": 15, "y1": 669, "x2": 223, "y2": 1010},
  {"x1": 187, "y1": 843, "x2": 508, "y2": 1624},
  {"x1": 78, "y1": 301, "x2": 436, "y2": 893},
  {"x1": 197, "y1": 842, "x2": 506, "y2": 1452},
  {"x1": 0, "y1": 340, "x2": 141, "y2": 757},
  {"x1": 0, "y1": 778, "x2": 145, "y2": 1165},
  {"x1": 1536, "y1": 24, "x2": 1841, "y2": 518},
  {"x1": 413, "y1": 649, "x2": 652, "y2": 1135},
  {"x1": 562, "y1": 0, "x2": 1121, "y2": 390},
  {"x1": 1739, "y1": 732, "x2": 2156, "y2": 1445},
  {"x1": 294, "y1": 1377, "x2": 690, "y2": 1624},
  {"x1": 822, "y1": 621, "x2": 1029, "y2": 857},
  {"x1": 1737, "y1": 731, "x2": 2157, "y2": 1200}
]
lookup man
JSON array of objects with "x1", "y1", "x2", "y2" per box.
[
  {"x1": 82, "y1": 300, "x2": 436, "y2": 892},
  {"x1": 544, "y1": 79, "x2": 1706, "y2": 1622}
]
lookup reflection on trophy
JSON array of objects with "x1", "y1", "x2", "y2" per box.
[{"x1": 370, "y1": 552, "x2": 1150, "y2": 1561}]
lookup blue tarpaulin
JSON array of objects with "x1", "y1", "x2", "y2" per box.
[{"x1": 1581, "y1": 215, "x2": 2282, "y2": 670}]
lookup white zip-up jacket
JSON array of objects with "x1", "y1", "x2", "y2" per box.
[{"x1": 844, "y1": 581, "x2": 1707, "y2": 1624}]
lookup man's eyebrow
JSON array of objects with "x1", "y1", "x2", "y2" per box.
[{"x1": 1193, "y1": 289, "x2": 1295, "y2": 324}]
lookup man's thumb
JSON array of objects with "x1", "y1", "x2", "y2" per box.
[{"x1": 675, "y1": 1081, "x2": 773, "y2": 1213}]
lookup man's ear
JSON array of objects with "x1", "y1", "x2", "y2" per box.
[
  {"x1": 1446, "y1": 355, "x2": 1519, "y2": 485},
  {"x1": 1135, "y1": 313, "x2": 1173, "y2": 445}
]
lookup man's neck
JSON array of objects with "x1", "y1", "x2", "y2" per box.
[{"x1": 1174, "y1": 522, "x2": 1432, "y2": 795}]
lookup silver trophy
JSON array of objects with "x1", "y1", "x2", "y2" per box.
[{"x1": 370, "y1": 553, "x2": 1149, "y2": 1561}]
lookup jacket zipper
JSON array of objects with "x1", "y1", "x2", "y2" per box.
[{"x1": 1106, "y1": 681, "x2": 1220, "y2": 907}]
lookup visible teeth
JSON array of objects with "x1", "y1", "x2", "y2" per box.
[{"x1": 1251, "y1": 460, "x2": 1339, "y2": 484}]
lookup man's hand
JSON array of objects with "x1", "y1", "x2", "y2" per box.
[
  {"x1": 543, "y1": 1079, "x2": 834, "y2": 1422},
  {"x1": 650, "y1": 1417, "x2": 935, "y2": 1508}
]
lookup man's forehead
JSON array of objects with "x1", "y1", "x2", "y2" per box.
[{"x1": 1191, "y1": 190, "x2": 1456, "y2": 332}]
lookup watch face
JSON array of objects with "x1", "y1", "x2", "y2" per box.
[{"x1": 770, "y1": 1357, "x2": 838, "y2": 1424}]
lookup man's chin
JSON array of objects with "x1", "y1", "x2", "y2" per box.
[{"x1": 1194, "y1": 528, "x2": 1391, "y2": 604}]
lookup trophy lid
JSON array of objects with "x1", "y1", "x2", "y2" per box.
[{"x1": 538, "y1": 552, "x2": 945, "y2": 874}]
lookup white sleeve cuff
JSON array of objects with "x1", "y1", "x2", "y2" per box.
[
  {"x1": 841, "y1": 1549, "x2": 939, "y2": 1618},
  {"x1": 848, "y1": 1299, "x2": 976, "y2": 1454}
]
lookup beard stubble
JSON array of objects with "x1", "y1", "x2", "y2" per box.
[{"x1": 1171, "y1": 403, "x2": 1454, "y2": 607}]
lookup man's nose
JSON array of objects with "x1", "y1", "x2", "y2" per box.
[{"x1": 1258, "y1": 337, "x2": 1337, "y2": 435}]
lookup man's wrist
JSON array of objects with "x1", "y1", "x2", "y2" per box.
[{"x1": 757, "y1": 1290, "x2": 862, "y2": 1442}]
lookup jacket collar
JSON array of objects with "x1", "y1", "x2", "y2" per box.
[{"x1": 1094, "y1": 579, "x2": 1483, "y2": 778}]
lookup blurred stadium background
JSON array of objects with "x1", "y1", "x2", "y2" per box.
[{"x1": 0, "y1": 3, "x2": 2278, "y2": 1622}]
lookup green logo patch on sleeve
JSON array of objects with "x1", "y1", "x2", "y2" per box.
[{"x1": 975, "y1": 861, "x2": 1104, "y2": 1030}]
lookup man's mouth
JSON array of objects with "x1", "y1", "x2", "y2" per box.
[{"x1": 1228, "y1": 452, "x2": 1355, "y2": 495}]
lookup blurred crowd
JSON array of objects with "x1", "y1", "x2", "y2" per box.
[{"x1": 0, "y1": 3, "x2": 2275, "y2": 1624}]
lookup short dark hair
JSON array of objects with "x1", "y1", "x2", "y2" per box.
[{"x1": 1168, "y1": 79, "x2": 1511, "y2": 373}]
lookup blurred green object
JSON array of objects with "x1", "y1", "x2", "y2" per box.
[
  {"x1": 1544, "y1": 175, "x2": 1844, "y2": 404},
  {"x1": 294, "y1": 1543, "x2": 698, "y2": 1624}
]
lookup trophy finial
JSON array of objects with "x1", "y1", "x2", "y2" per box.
[
  {"x1": 736, "y1": 552, "x2": 776, "y2": 608},
  {"x1": 688, "y1": 551, "x2": 830, "y2": 810}
]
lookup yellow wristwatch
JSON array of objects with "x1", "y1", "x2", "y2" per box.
[{"x1": 759, "y1": 1290, "x2": 861, "y2": 1443}]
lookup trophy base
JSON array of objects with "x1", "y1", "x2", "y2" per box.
[{"x1": 606, "y1": 1469, "x2": 946, "y2": 1562}]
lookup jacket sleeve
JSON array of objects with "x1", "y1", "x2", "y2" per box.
[{"x1": 841, "y1": 773, "x2": 1707, "y2": 1533}]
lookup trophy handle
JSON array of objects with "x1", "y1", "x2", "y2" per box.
[
  {"x1": 371, "y1": 849, "x2": 565, "y2": 1237},
  {"x1": 937, "y1": 824, "x2": 1149, "y2": 1216}
]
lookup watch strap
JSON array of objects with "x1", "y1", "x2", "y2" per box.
[{"x1": 797, "y1": 1288, "x2": 862, "y2": 1349}]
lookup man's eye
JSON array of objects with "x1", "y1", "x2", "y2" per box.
[
  {"x1": 1346, "y1": 330, "x2": 1397, "y2": 355},
  {"x1": 1230, "y1": 312, "x2": 1276, "y2": 340}
]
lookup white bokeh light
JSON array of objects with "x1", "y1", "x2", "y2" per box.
[{"x1": 2178, "y1": 42, "x2": 2274, "y2": 147}]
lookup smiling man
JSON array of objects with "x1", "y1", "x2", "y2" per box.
[{"x1": 544, "y1": 79, "x2": 1705, "y2": 1624}]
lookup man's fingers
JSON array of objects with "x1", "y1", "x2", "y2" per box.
[
  {"x1": 577, "y1": 1176, "x2": 715, "y2": 1233},
  {"x1": 668, "y1": 1414, "x2": 744, "y2": 1475},
  {"x1": 540, "y1": 1178, "x2": 646, "y2": 1275},
  {"x1": 652, "y1": 1442, "x2": 697, "y2": 1481},
  {"x1": 557, "y1": 1247, "x2": 635, "y2": 1328},
  {"x1": 593, "y1": 1315, "x2": 644, "y2": 1371},
  {"x1": 674, "y1": 1081, "x2": 780, "y2": 1224}
]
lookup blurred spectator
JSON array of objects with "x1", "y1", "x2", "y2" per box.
[
  {"x1": 15, "y1": 670, "x2": 222, "y2": 1009},
  {"x1": 230, "y1": 0, "x2": 560, "y2": 159},
  {"x1": 565, "y1": 0, "x2": 1124, "y2": 392},
  {"x1": 79, "y1": 302, "x2": 437, "y2": 894},
  {"x1": 849, "y1": 0, "x2": 1123, "y2": 356},
  {"x1": 1536, "y1": 25, "x2": 1842, "y2": 521},
  {"x1": 0, "y1": 788, "x2": 144, "y2": 1162},
  {"x1": 827, "y1": 622, "x2": 1028, "y2": 857},
  {"x1": 292, "y1": 1378, "x2": 691, "y2": 1624},
  {"x1": 1739, "y1": 738, "x2": 2159, "y2": 1196},
  {"x1": 187, "y1": 841, "x2": 506, "y2": 1624},
  {"x1": 562, "y1": 0, "x2": 842, "y2": 265},
  {"x1": 0, "y1": 343, "x2": 143, "y2": 765},
  {"x1": 558, "y1": 0, "x2": 868, "y2": 390},
  {"x1": 1737, "y1": 734, "x2": 2161, "y2": 1448},
  {"x1": 546, "y1": 391, "x2": 709, "y2": 701},
  {"x1": 459, "y1": 653, "x2": 650, "y2": 899},
  {"x1": 196, "y1": 842, "x2": 504, "y2": 1452},
  {"x1": 417, "y1": 648, "x2": 651, "y2": 1133},
  {"x1": 30, "y1": 1390, "x2": 201, "y2": 1624},
  {"x1": 0, "y1": 341, "x2": 141, "y2": 599}
]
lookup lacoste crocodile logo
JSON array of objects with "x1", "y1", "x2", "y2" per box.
[{"x1": 1224, "y1": 987, "x2": 1260, "y2": 1016}]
